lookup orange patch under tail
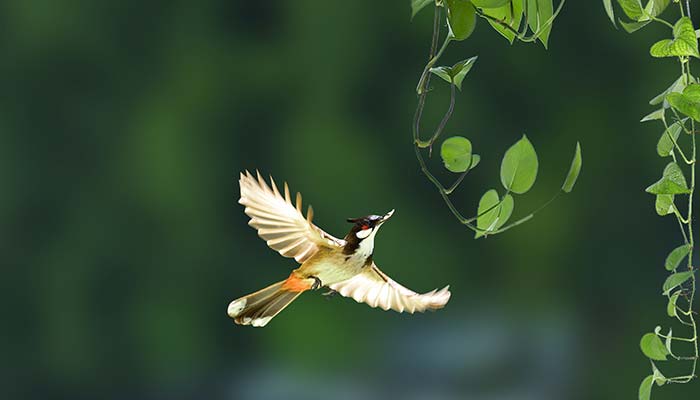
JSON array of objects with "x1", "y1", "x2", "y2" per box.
[{"x1": 281, "y1": 271, "x2": 312, "y2": 292}]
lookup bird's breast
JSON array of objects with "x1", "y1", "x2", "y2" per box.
[{"x1": 300, "y1": 249, "x2": 369, "y2": 286}]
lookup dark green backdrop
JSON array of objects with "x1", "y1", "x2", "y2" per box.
[{"x1": 3, "y1": 1, "x2": 699, "y2": 399}]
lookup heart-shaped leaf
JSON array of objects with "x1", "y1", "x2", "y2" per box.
[
  {"x1": 655, "y1": 194, "x2": 675, "y2": 216},
  {"x1": 441, "y1": 136, "x2": 473, "y2": 173},
  {"x1": 664, "y1": 244, "x2": 691, "y2": 271},
  {"x1": 657, "y1": 120, "x2": 683, "y2": 157},
  {"x1": 617, "y1": 0, "x2": 643, "y2": 20},
  {"x1": 650, "y1": 17, "x2": 699, "y2": 58},
  {"x1": 645, "y1": 162, "x2": 690, "y2": 195},
  {"x1": 662, "y1": 271, "x2": 694, "y2": 295},
  {"x1": 451, "y1": 57, "x2": 478, "y2": 90},
  {"x1": 620, "y1": 19, "x2": 650, "y2": 33},
  {"x1": 649, "y1": 75, "x2": 695, "y2": 107},
  {"x1": 639, "y1": 0, "x2": 670, "y2": 22},
  {"x1": 667, "y1": 291, "x2": 680, "y2": 317},
  {"x1": 667, "y1": 84, "x2": 700, "y2": 121},
  {"x1": 640, "y1": 332, "x2": 668, "y2": 360},
  {"x1": 500, "y1": 135, "x2": 539, "y2": 194},
  {"x1": 638, "y1": 375, "x2": 653, "y2": 400},
  {"x1": 475, "y1": 190, "x2": 514, "y2": 238},
  {"x1": 447, "y1": 0, "x2": 477, "y2": 40}
]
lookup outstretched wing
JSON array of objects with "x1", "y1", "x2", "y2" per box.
[
  {"x1": 239, "y1": 170, "x2": 344, "y2": 263},
  {"x1": 329, "y1": 263, "x2": 451, "y2": 313}
]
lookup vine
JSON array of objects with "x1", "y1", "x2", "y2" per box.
[
  {"x1": 604, "y1": 0, "x2": 699, "y2": 398},
  {"x1": 410, "y1": 0, "x2": 582, "y2": 238}
]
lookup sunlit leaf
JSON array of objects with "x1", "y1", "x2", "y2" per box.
[
  {"x1": 655, "y1": 194, "x2": 675, "y2": 216},
  {"x1": 537, "y1": 0, "x2": 553, "y2": 48},
  {"x1": 429, "y1": 66, "x2": 453, "y2": 84},
  {"x1": 640, "y1": 0, "x2": 670, "y2": 22},
  {"x1": 441, "y1": 136, "x2": 473, "y2": 173},
  {"x1": 638, "y1": 375, "x2": 653, "y2": 400},
  {"x1": 657, "y1": 120, "x2": 683, "y2": 157},
  {"x1": 562, "y1": 142, "x2": 582, "y2": 193},
  {"x1": 411, "y1": 0, "x2": 434, "y2": 18},
  {"x1": 640, "y1": 332, "x2": 668, "y2": 360},
  {"x1": 662, "y1": 271, "x2": 694, "y2": 295},
  {"x1": 475, "y1": 190, "x2": 514, "y2": 238},
  {"x1": 649, "y1": 75, "x2": 695, "y2": 107},
  {"x1": 447, "y1": 0, "x2": 477, "y2": 40},
  {"x1": 667, "y1": 291, "x2": 680, "y2": 317},
  {"x1": 500, "y1": 135, "x2": 538, "y2": 194},
  {"x1": 650, "y1": 17, "x2": 699, "y2": 58},
  {"x1": 664, "y1": 244, "x2": 691, "y2": 271},
  {"x1": 645, "y1": 162, "x2": 690, "y2": 195}
]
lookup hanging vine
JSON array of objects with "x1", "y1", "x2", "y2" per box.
[
  {"x1": 410, "y1": 0, "x2": 581, "y2": 238},
  {"x1": 603, "y1": 0, "x2": 699, "y2": 398}
]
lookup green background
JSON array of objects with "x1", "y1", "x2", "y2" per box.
[{"x1": 3, "y1": 1, "x2": 700, "y2": 399}]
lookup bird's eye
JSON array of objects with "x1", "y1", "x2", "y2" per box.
[{"x1": 361, "y1": 224, "x2": 370, "y2": 230}]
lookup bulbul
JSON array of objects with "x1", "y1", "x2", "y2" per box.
[{"x1": 227, "y1": 171, "x2": 451, "y2": 327}]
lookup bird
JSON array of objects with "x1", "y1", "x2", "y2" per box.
[{"x1": 227, "y1": 170, "x2": 451, "y2": 327}]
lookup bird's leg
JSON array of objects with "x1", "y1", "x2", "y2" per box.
[{"x1": 309, "y1": 276, "x2": 322, "y2": 290}]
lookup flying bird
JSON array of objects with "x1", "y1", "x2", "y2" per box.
[{"x1": 227, "y1": 171, "x2": 451, "y2": 327}]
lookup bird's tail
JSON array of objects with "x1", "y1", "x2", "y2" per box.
[{"x1": 227, "y1": 272, "x2": 311, "y2": 327}]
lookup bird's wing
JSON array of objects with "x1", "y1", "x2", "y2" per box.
[
  {"x1": 329, "y1": 263, "x2": 451, "y2": 313},
  {"x1": 239, "y1": 170, "x2": 344, "y2": 263}
]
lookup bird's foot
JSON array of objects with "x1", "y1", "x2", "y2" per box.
[
  {"x1": 322, "y1": 289, "x2": 338, "y2": 299},
  {"x1": 310, "y1": 276, "x2": 322, "y2": 290}
]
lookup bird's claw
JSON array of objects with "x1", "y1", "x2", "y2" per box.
[{"x1": 322, "y1": 289, "x2": 338, "y2": 299}]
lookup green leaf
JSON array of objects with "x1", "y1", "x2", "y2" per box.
[
  {"x1": 638, "y1": 375, "x2": 653, "y2": 400},
  {"x1": 651, "y1": 360, "x2": 667, "y2": 385},
  {"x1": 640, "y1": 332, "x2": 669, "y2": 360},
  {"x1": 447, "y1": 0, "x2": 477, "y2": 40},
  {"x1": 603, "y1": 0, "x2": 616, "y2": 26},
  {"x1": 485, "y1": 0, "x2": 523, "y2": 43},
  {"x1": 411, "y1": 0, "x2": 434, "y2": 18},
  {"x1": 650, "y1": 17, "x2": 699, "y2": 58},
  {"x1": 620, "y1": 19, "x2": 650, "y2": 33},
  {"x1": 667, "y1": 291, "x2": 680, "y2": 317},
  {"x1": 500, "y1": 135, "x2": 539, "y2": 194},
  {"x1": 655, "y1": 194, "x2": 675, "y2": 216},
  {"x1": 665, "y1": 244, "x2": 691, "y2": 271},
  {"x1": 429, "y1": 66, "x2": 452, "y2": 84},
  {"x1": 640, "y1": 108, "x2": 664, "y2": 122},
  {"x1": 657, "y1": 120, "x2": 683, "y2": 157},
  {"x1": 662, "y1": 271, "x2": 694, "y2": 295},
  {"x1": 471, "y1": 0, "x2": 510, "y2": 7},
  {"x1": 475, "y1": 190, "x2": 514, "y2": 238},
  {"x1": 441, "y1": 136, "x2": 473, "y2": 173},
  {"x1": 617, "y1": 0, "x2": 643, "y2": 20},
  {"x1": 537, "y1": 0, "x2": 553, "y2": 48},
  {"x1": 649, "y1": 75, "x2": 695, "y2": 107},
  {"x1": 640, "y1": 0, "x2": 670, "y2": 21},
  {"x1": 645, "y1": 162, "x2": 690, "y2": 195},
  {"x1": 451, "y1": 56, "x2": 478, "y2": 90},
  {"x1": 469, "y1": 154, "x2": 481, "y2": 170},
  {"x1": 562, "y1": 142, "x2": 582, "y2": 193},
  {"x1": 667, "y1": 84, "x2": 700, "y2": 121}
]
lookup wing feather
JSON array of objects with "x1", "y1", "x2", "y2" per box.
[
  {"x1": 239, "y1": 170, "x2": 344, "y2": 263},
  {"x1": 330, "y1": 263, "x2": 451, "y2": 313}
]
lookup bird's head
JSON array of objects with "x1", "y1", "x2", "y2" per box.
[{"x1": 345, "y1": 209, "x2": 394, "y2": 243}]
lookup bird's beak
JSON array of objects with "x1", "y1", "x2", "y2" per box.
[{"x1": 379, "y1": 209, "x2": 395, "y2": 223}]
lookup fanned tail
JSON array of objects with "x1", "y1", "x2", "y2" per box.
[{"x1": 227, "y1": 273, "x2": 311, "y2": 327}]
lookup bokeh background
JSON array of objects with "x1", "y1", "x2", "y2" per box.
[{"x1": 3, "y1": 1, "x2": 700, "y2": 399}]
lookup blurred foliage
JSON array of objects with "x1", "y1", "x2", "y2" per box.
[{"x1": 2, "y1": 0, "x2": 700, "y2": 399}]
